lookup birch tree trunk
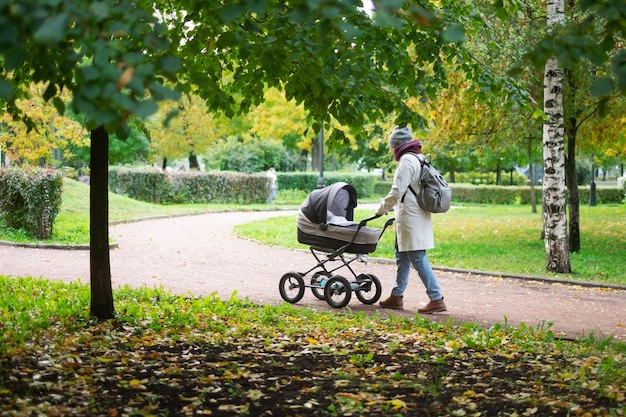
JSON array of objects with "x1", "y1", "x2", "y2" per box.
[{"x1": 542, "y1": 0, "x2": 571, "y2": 273}]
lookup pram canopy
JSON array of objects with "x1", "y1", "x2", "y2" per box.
[
  {"x1": 299, "y1": 182, "x2": 358, "y2": 225},
  {"x1": 297, "y1": 182, "x2": 380, "y2": 254}
]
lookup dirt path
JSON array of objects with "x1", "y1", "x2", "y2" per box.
[{"x1": 1, "y1": 210, "x2": 625, "y2": 341}]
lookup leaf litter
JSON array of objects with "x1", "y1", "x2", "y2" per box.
[{"x1": 0, "y1": 277, "x2": 625, "y2": 416}]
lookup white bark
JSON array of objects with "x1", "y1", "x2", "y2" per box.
[{"x1": 542, "y1": 0, "x2": 571, "y2": 273}]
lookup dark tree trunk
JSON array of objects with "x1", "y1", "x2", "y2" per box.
[
  {"x1": 162, "y1": 157, "x2": 168, "y2": 171},
  {"x1": 90, "y1": 126, "x2": 114, "y2": 320},
  {"x1": 189, "y1": 153, "x2": 199, "y2": 170},
  {"x1": 566, "y1": 119, "x2": 580, "y2": 253}
]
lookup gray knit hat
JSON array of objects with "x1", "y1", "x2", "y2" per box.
[{"x1": 388, "y1": 126, "x2": 413, "y2": 148}]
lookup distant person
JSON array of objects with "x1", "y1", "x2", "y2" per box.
[
  {"x1": 266, "y1": 167, "x2": 278, "y2": 204},
  {"x1": 375, "y1": 126, "x2": 446, "y2": 314}
]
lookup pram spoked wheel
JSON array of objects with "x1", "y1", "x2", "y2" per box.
[
  {"x1": 354, "y1": 273, "x2": 382, "y2": 305},
  {"x1": 324, "y1": 275, "x2": 352, "y2": 308},
  {"x1": 310, "y1": 271, "x2": 331, "y2": 300},
  {"x1": 279, "y1": 272, "x2": 305, "y2": 304}
]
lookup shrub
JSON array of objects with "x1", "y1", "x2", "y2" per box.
[
  {"x1": 165, "y1": 171, "x2": 268, "y2": 204},
  {"x1": 108, "y1": 167, "x2": 270, "y2": 204},
  {"x1": 450, "y1": 171, "x2": 527, "y2": 186},
  {"x1": 275, "y1": 172, "x2": 376, "y2": 198},
  {"x1": 0, "y1": 167, "x2": 63, "y2": 239},
  {"x1": 109, "y1": 166, "x2": 171, "y2": 203},
  {"x1": 204, "y1": 136, "x2": 305, "y2": 173}
]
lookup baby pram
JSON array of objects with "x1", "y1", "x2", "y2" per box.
[{"x1": 279, "y1": 182, "x2": 394, "y2": 308}]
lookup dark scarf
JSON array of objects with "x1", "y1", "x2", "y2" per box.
[{"x1": 393, "y1": 140, "x2": 422, "y2": 161}]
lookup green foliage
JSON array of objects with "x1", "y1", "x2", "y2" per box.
[
  {"x1": 444, "y1": 184, "x2": 624, "y2": 205},
  {"x1": 275, "y1": 172, "x2": 376, "y2": 198},
  {"x1": 0, "y1": 276, "x2": 90, "y2": 347},
  {"x1": 109, "y1": 167, "x2": 270, "y2": 204},
  {"x1": 166, "y1": 171, "x2": 269, "y2": 204},
  {"x1": 0, "y1": 0, "x2": 180, "y2": 136},
  {"x1": 0, "y1": 167, "x2": 63, "y2": 239},
  {"x1": 164, "y1": 0, "x2": 488, "y2": 141},
  {"x1": 204, "y1": 136, "x2": 304, "y2": 174},
  {"x1": 109, "y1": 132, "x2": 151, "y2": 166},
  {"x1": 578, "y1": 186, "x2": 626, "y2": 205},
  {"x1": 517, "y1": 186, "x2": 625, "y2": 206},
  {"x1": 373, "y1": 180, "x2": 391, "y2": 196},
  {"x1": 450, "y1": 184, "x2": 521, "y2": 204},
  {"x1": 523, "y1": 0, "x2": 626, "y2": 100},
  {"x1": 109, "y1": 167, "x2": 171, "y2": 204},
  {"x1": 451, "y1": 171, "x2": 527, "y2": 186}
]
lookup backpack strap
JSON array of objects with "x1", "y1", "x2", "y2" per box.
[
  {"x1": 400, "y1": 153, "x2": 422, "y2": 203},
  {"x1": 401, "y1": 184, "x2": 418, "y2": 203}
]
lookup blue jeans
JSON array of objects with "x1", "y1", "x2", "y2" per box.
[
  {"x1": 391, "y1": 250, "x2": 443, "y2": 301},
  {"x1": 267, "y1": 188, "x2": 276, "y2": 204}
]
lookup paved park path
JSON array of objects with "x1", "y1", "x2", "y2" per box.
[{"x1": 1, "y1": 209, "x2": 625, "y2": 342}]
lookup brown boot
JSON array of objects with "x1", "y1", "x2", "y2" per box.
[
  {"x1": 379, "y1": 295, "x2": 403, "y2": 310},
  {"x1": 418, "y1": 298, "x2": 447, "y2": 314}
]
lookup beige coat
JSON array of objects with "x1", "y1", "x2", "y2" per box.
[{"x1": 376, "y1": 153, "x2": 435, "y2": 251}]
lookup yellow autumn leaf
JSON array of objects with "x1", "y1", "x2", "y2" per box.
[{"x1": 389, "y1": 398, "x2": 407, "y2": 410}]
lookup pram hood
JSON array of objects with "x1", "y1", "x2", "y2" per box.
[
  {"x1": 298, "y1": 182, "x2": 380, "y2": 253},
  {"x1": 299, "y1": 182, "x2": 358, "y2": 225}
]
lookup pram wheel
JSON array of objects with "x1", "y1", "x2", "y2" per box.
[
  {"x1": 355, "y1": 273, "x2": 382, "y2": 305},
  {"x1": 324, "y1": 275, "x2": 352, "y2": 308},
  {"x1": 279, "y1": 272, "x2": 305, "y2": 304},
  {"x1": 311, "y1": 271, "x2": 331, "y2": 300}
]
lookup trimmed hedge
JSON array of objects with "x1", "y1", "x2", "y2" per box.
[
  {"x1": 373, "y1": 181, "x2": 625, "y2": 205},
  {"x1": 108, "y1": 167, "x2": 625, "y2": 206},
  {"x1": 166, "y1": 171, "x2": 269, "y2": 204},
  {"x1": 109, "y1": 167, "x2": 171, "y2": 203},
  {"x1": 453, "y1": 184, "x2": 625, "y2": 205},
  {"x1": 452, "y1": 171, "x2": 528, "y2": 186},
  {"x1": 108, "y1": 167, "x2": 270, "y2": 204},
  {"x1": 276, "y1": 172, "x2": 376, "y2": 198},
  {"x1": 0, "y1": 167, "x2": 63, "y2": 239}
]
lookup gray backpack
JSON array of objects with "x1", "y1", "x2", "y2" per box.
[{"x1": 402, "y1": 154, "x2": 452, "y2": 213}]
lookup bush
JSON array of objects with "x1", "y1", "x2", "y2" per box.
[
  {"x1": 450, "y1": 184, "x2": 625, "y2": 205},
  {"x1": 204, "y1": 137, "x2": 305, "y2": 173},
  {"x1": 109, "y1": 167, "x2": 171, "y2": 203},
  {"x1": 109, "y1": 167, "x2": 270, "y2": 204},
  {"x1": 0, "y1": 167, "x2": 63, "y2": 239},
  {"x1": 165, "y1": 171, "x2": 268, "y2": 204},
  {"x1": 373, "y1": 181, "x2": 391, "y2": 196},
  {"x1": 577, "y1": 186, "x2": 625, "y2": 205},
  {"x1": 449, "y1": 184, "x2": 519, "y2": 204},
  {"x1": 450, "y1": 171, "x2": 527, "y2": 186},
  {"x1": 275, "y1": 172, "x2": 376, "y2": 198}
]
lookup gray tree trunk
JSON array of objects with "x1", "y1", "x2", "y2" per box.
[{"x1": 542, "y1": 0, "x2": 571, "y2": 273}]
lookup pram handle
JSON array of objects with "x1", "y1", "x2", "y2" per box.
[
  {"x1": 358, "y1": 214, "x2": 381, "y2": 227},
  {"x1": 358, "y1": 215, "x2": 395, "y2": 228}
]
